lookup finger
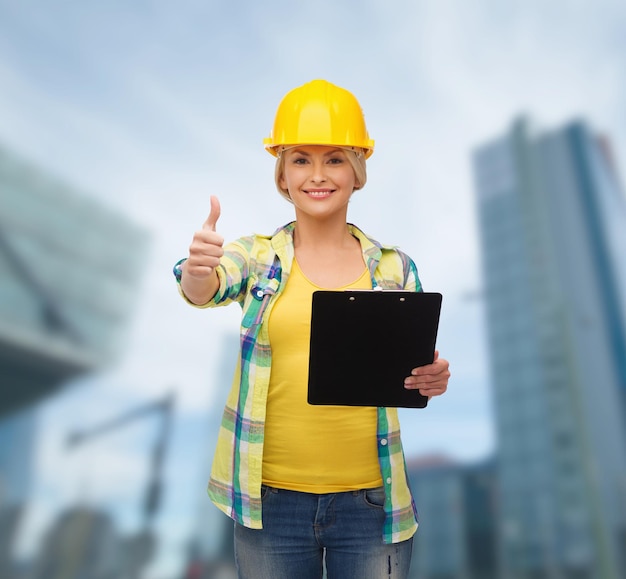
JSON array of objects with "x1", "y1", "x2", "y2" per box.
[
  {"x1": 419, "y1": 385, "x2": 446, "y2": 397},
  {"x1": 433, "y1": 350, "x2": 439, "y2": 362},
  {"x1": 404, "y1": 376, "x2": 441, "y2": 388},
  {"x1": 203, "y1": 195, "x2": 221, "y2": 232}
]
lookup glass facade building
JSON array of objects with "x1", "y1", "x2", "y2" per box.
[
  {"x1": 473, "y1": 119, "x2": 626, "y2": 579},
  {"x1": 0, "y1": 143, "x2": 149, "y2": 417}
]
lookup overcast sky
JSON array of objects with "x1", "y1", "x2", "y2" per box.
[{"x1": 2, "y1": 1, "x2": 625, "y2": 576}]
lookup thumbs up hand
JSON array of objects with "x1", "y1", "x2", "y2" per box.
[
  {"x1": 181, "y1": 196, "x2": 224, "y2": 304},
  {"x1": 186, "y1": 196, "x2": 224, "y2": 278}
]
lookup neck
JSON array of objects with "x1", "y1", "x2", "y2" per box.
[{"x1": 292, "y1": 214, "x2": 354, "y2": 251}]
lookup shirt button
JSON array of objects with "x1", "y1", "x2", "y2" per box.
[
  {"x1": 380, "y1": 438, "x2": 388, "y2": 446},
  {"x1": 386, "y1": 477, "x2": 392, "y2": 485}
]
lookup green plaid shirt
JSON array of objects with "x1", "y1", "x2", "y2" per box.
[{"x1": 176, "y1": 222, "x2": 422, "y2": 544}]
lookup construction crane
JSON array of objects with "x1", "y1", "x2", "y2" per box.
[{"x1": 64, "y1": 392, "x2": 175, "y2": 578}]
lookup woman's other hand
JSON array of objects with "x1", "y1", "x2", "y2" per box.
[{"x1": 404, "y1": 350, "x2": 450, "y2": 398}]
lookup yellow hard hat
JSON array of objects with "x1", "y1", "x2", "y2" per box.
[{"x1": 263, "y1": 79, "x2": 375, "y2": 158}]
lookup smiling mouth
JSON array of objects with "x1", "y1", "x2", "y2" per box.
[{"x1": 304, "y1": 189, "x2": 334, "y2": 197}]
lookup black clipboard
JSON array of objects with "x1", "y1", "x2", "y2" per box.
[{"x1": 307, "y1": 290, "x2": 442, "y2": 408}]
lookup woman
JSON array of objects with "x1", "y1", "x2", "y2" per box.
[{"x1": 174, "y1": 79, "x2": 450, "y2": 579}]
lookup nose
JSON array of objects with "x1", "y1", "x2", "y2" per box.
[{"x1": 310, "y1": 160, "x2": 327, "y2": 183}]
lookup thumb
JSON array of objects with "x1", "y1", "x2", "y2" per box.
[
  {"x1": 203, "y1": 195, "x2": 221, "y2": 232},
  {"x1": 433, "y1": 350, "x2": 439, "y2": 362}
]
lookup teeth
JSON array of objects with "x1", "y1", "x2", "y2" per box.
[{"x1": 307, "y1": 191, "x2": 331, "y2": 196}]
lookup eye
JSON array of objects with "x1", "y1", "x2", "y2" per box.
[
  {"x1": 327, "y1": 157, "x2": 344, "y2": 165},
  {"x1": 292, "y1": 157, "x2": 308, "y2": 165}
]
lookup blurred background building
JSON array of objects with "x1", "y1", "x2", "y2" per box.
[
  {"x1": 472, "y1": 118, "x2": 626, "y2": 579},
  {"x1": 0, "y1": 143, "x2": 149, "y2": 416},
  {"x1": 408, "y1": 456, "x2": 497, "y2": 579},
  {"x1": 0, "y1": 408, "x2": 37, "y2": 578},
  {"x1": 0, "y1": 143, "x2": 149, "y2": 577}
]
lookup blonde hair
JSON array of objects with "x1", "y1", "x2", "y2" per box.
[{"x1": 274, "y1": 147, "x2": 368, "y2": 203}]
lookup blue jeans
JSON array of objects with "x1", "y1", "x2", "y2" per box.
[{"x1": 234, "y1": 485, "x2": 413, "y2": 579}]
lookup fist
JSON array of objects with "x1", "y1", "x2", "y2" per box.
[{"x1": 185, "y1": 195, "x2": 224, "y2": 279}]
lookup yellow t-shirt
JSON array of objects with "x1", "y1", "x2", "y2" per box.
[{"x1": 262, "y1": 259, "x2": 383, "y2": 493}]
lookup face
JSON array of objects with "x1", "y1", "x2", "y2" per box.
[{"x1": 279, "y1": 145, "x2": 358, "y2": 219}]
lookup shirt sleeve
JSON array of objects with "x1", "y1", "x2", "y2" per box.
[
  {"x1": 396, "y1": 249, "x2": 422, "y2": 292},
  {"x1": 173, "y1": 235, "x2": 255, "y2": 309}
]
